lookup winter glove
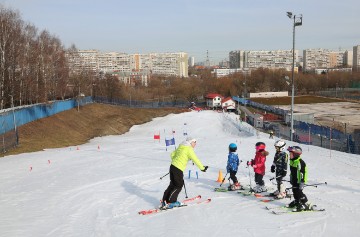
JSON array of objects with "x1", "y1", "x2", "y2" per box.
[
  {"x1": 247, "y1": 160, "x2": 254, "y2": 167},
  {"x1": 282, "y1": 171, "x2": 287, "y2": 177},
  {"x1": 299, "y1": 182, "x2": 305, "y2": 190},
  {"x1": 270, "y1": 165, "x2": 275, "y2": 173},
  {"x1": 201, "y1": 166, "x2": 208, "y2": 172},
  {"x1": 252, "y1": 165, "x2": 257, "y2": 169}
]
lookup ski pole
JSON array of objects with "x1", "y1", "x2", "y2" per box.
[
  {"x1": 160, "y1": 172, "x2": 169, "y2": 180},
  {"x1": 286, "y1": 182, "x2": 327, "y2": 190},
  {"x1": 183, "y1": 182, "x2": 188, "y2": 198},
  {"x1": 247, "y1": 164, "x2": 253, "y2": 190},
  {"x1": 304, "y1": 182, "x2": 327, "y2": 188},
  {"x1": 269, "y1": 175, "x2": 283, "y2": 181},
  {"x1": 219, "y1": 172, "x2": 228, "y2": 187}
]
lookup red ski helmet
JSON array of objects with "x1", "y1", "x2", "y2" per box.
[
  {"x1": 287, "y1": 146, "x2": 302, "y2": 158},
  {"x1": 255, "y1": 142, "x2": 266, "y2": 151}
]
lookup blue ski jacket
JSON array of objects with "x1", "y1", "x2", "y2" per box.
[{"x1": 227, "y1": 152, "x2": 239, "y2": 173}]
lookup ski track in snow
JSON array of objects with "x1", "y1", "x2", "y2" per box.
[{"x1": 1, "y1": 110, "x2": 360, "y2": 236}]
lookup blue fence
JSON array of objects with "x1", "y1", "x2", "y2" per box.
[
  {"x1": 233, "y1": 96, "x2": 358, "y2": 154},
  {"x1": 0, "y1": 97, "x2": 93, "y2": 135}
]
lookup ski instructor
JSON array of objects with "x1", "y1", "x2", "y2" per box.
[{"x1": 161, "y1": 137, "x2": 208, "y2": 209}]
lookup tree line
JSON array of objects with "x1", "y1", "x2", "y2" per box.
[{"x1": 1, "y1": 5, "x2": 359, "y2": 111}]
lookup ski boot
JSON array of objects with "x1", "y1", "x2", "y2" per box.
[{"x1": 167, "y1": 201, "x2": 182, "y2": 209}]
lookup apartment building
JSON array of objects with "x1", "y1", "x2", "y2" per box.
[
  {"x1": 67, "y1": 51, "x2": 189, "y2": 83},
  {"x1": 353, "y1": 45, "x2": 360, "y2": 72},
  {"x1": 303, "y1": 49, "x2": 350, "y2": 72},
  {"x1": 229, "y1": 51, "x2": 241, "y2": 69},
  {"x1": 303, "y1": 49, "x2": 330, "y2": 71},
  {"x1": 98, "y1": 52, "x2": 131, "y2": 73},
  {"x1": 66, "y1": 49, "x2": 99, "y2": 74},
  {"x1": 344, "y1": 50, "x2": 353, "y2": 67},
  {"x1": 229, "y1": 50, "x2": 297, "y2": 71}
]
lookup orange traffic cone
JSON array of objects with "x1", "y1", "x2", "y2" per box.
[{"x1": 216, "y1": 170, "x2": 224, "y2": 183}]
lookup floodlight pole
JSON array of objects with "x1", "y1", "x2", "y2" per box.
[{"x1": 287, "y1": 12, "x2": 302, "y2": 141}]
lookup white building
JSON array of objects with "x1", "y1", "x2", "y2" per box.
[
  {"x1": 344, "y1": 50, "x2": 353, "y2": 67},
  {"x1": 67, "y1": 51, "x2": 189, "y2": 81},
  {"x1": 188, "y1": 57, "x2": 195, "y2": 67},
  {"x1": 229, "y1": 50, "x2": 297, "y2": 71},
  {"x1": 212, "y1": 68, "x2": 244, "y2": 77},
  {"x1": 221, "y1": 97, "x2": 236, "y2": 111},
  {"x1": 303, "y1": 48, "x2": 349, "y2": 72},
  {"x1": 205, "y1": 93, "x2": 223, "y2": 108}
]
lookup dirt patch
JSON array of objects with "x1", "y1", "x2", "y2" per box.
[{"x1": 2, "y1": 104, "x2": 187, "y2": 157}]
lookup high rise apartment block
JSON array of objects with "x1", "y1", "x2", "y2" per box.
[
  {"x1": 229, "y1": 50, "x2": 297, "y2": 71},
  {"x1": 353, "y1": 45, "x2": 360, "y2": 72},
  {"x1": 303, "y1": 49, "x2": 349, "y2": 72},
  {"x1": 67, "y1": 51, "x2": 189, "y2": 84},
  {"x1": 229, "y1": 51, "x2": 241, "y2": 69}
]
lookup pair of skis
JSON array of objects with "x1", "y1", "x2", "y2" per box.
[
  {"x1": 265, "y1": 205, "x2": 325, "y2": 215},
  {"x1": 138, "y1": 195, "x2": 211, "y2": 215}
]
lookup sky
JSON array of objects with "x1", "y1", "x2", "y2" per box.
[
  {"x1": 1, "y1": 0, "x2": 360, "y2": 63},
  {"x1": 1, "y1": 110, "x2": 360, "y2": 236}
]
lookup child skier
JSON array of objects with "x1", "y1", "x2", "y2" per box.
[
  {"x1": 247, "y1": 142, "x2": 269, "y2": 193},
  {"x1": 227, "y1": 143, "x2": 241, "y2": 191},
  {"x1": 286, "y1": 146, "x2": 312, "y2": 211},
  {"x1": 270, "y1": 140, "x2": 288, "y2": 199}
]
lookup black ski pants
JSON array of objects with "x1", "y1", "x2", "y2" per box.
[
  {"x1": 292, "y1": 186, "x2": 308, "y2": 204},
  {"x1": 162, "y1": 165, "x2": 184, "y2": 203},
  {"x1": 229, "y1": 170, "x2": 238, "y2": 184},
  {"x1": 255, "y1": 173, "x2": 264, "y2": 186}
]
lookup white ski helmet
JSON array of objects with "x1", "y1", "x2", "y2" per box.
[{"x1": 274, "y1": 140, "x2": 286, "y2": 151}]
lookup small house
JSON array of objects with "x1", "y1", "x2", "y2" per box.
[
  {"x1": 221, "y1": 97, "x2": 236, "y2": 111},
  {"x1": 205, "y1": 93, "x2": 223, "y2": 109}
]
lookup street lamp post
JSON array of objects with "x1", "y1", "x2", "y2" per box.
[{"x1": 287, "y1": 11, "x2": 302, "y2": 141}]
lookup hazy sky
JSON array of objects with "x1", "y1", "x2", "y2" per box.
[{"x1": 1, "y1": 0, "x2": 359, "y2": 63}]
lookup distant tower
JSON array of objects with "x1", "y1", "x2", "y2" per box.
[
  {"x1": 206, "y1": 50, "x2": 210, "y2": 67},
  {"x1": 188, "y1": 56, "x2": 195, "y2": 67}
]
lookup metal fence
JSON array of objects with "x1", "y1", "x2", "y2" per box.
[
  {"x1": 2, "y1": 95, "x2": 358, "y2": 155},
  {"x1": 0, "y1": 97, "x2": 92, "y2": 153},
  {"x1": 93, "y1": 96, "x2": 190, "y2": 108},
  {"x1": 233, "y1": 96, "x2": 359, "y2": 154}
]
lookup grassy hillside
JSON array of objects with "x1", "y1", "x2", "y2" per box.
[{"x1": 2, "y1": 104, "x2": 187, "y2": 157}]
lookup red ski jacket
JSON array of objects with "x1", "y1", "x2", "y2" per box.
[{"x1": 251, "y1": 150, "x2": 269, "y2": 175}]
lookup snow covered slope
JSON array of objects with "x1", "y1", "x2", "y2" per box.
[{"x1": 1, "y1": 111, "x2": 360, "y2": 236}]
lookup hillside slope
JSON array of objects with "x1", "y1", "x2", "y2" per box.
[{"x1": 2, "y1": 103, "x2": 186, "y2": 156}]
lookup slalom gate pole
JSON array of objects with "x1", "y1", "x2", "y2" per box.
[
  {"x1": 160, "y1": 172, "x2": 169, "y2": 180},
  {"x1": 219, "y1": 172, "x2": 228, "y2": 187},
  {"x1": 183, "y1": 182, "x2": 188, "y2": 198}
]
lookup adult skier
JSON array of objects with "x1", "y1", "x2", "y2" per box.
[{"x1": 161, "y1": 137, "x2": 208, "y2": 209}]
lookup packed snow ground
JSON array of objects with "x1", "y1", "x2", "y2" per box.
[{"x1": 1, "y1": 110, "x2": 360, "y2": 237}]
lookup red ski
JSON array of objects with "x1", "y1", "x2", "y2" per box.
[{"x1": 138, "y1": 196, "x2": 211, "y2": 215}]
